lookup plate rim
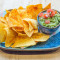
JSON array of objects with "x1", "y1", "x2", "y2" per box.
[{"x1": 0, "y1": 46, "x2": 60, "y2": 51}]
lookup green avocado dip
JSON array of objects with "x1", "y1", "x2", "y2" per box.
[{"x1": 39, "y1": 9, "x2": 60, "y2": 28}]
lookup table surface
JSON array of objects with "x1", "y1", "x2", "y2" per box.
[{"x1": 0, "y1": 0, "x2": 60, "y2": 60}]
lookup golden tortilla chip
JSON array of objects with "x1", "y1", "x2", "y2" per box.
[
  {"x1": 12, "y1": 27, "x2": 24, "y2": 32},
  {"x1": 43, "y1": 3, "x2": 51, "y2": 11},
  {"x1": 0, "y1": 23, "x2": 7, "y2": 43},
  {"x1": 32, "y1": 33, "x2": 50, "y2": 42},
  {"x1": 23, "y1": 18, "x2": 38, "y2": 29},
  {"x1": 0, "y1": 17, "x2": 7, "y2": 24},
  {"x1": 28, "y1": 21, "x2": 33, "y2": 31},
  {"x1": 22, "y1": 18, "x2": 38, "y2": 37},
  {"x1": 18, "y1": 6, "x2": 24, "y2": 10},
  {"x1": 9, "y1": 9, "x2": 20, "y2": 26},
  {"x1": 23, "y1": 20, "x2": 34, "y2": 37},
  {"x1": 18, "y1": 33, "x2": 26, "y2": 36},
  {"x1": 17, "y1": 9, "x2": 28, "y2": 18},
  {"x1": 5, "y1": 27, "x2": 17, "y2": 47},
  {"x1": 16, "y1": 31, "x2": 26, "y2": 36},
  {"x1": 34, "y1": 29, "x2": 38, "y2": 33},
  {"x1": 4, "y1": 10, "x2": 10, "y2": 18},
  {"x1": 8, "y1": 9, "x2": 23, "y2": 27},
  {"x1": 17, "y1": 15, "x2": 23, "y2": 27},
  {"x1": 26, "y1": 4, "x2": 43, "y2": 20},
  {"x1": 11, "y1": 36, "x2": 36, "y2": 47}
]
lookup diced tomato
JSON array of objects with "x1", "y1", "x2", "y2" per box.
[
  {"x1": 47, "y1": 9, "x2": 53, "y2": 13},
  {"x1": 45, "y1": 20, "x2": 50, "y2": 24},
  {"x1": 52, "y1": 11, "x2": 55, "y2": 16},
  {"x1": 39, "y1": 13, "x2": 43, "y2": 17},
  {"x1": 55, "y1": 11, "x2": 57, "y2": 14},
  {"x1": 49, "y1": 14, "x2": 53, "y2": 17},
  {"x1": 43, "y1": 13, "x2": 49, "y2": 19},
  {"x1": 49, "y1": 11, "x2": 55, "y2": 17}
]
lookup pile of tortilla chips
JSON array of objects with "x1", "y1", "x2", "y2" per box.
[{"x1": 0, "y1": 3, "x2": 51, "y2": 48}]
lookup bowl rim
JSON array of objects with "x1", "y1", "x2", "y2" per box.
[{"x1": 37, "y1": 9, "x2": 60, "y2": 29}]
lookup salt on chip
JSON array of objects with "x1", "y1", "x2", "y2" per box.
[
  {"x1": 11, "y1": 36, "x2": 36, "y2": 47},
  {"x1": 32, "y1": 33, "x2": 50, "y2": 42},
  {"x1": 5, "y1": 27, "x2": 17, "y2": 47},
  {"x1": 0, "y1": 23, "x2": 7, "y2": 43},
  {"x1": 43, "y1": 3, "x2": 51, "y2": 11}
]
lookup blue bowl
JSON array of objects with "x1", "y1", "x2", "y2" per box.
[{"x1": 37, "y1": 10, "x2": 60, "y2": 34}]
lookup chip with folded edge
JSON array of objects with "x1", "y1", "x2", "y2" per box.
[
  {"x1": 11, "y1": 36, "x2": 36, "y2": 47},
  {"x1": 23, "y1": 18, "x2": 38, "y2": 29},
  {"x1": 23, "y1": 20, "x2": 34, "y2": 37},
  {"x1": 22, "y1": 18, "x2": 38, "y2": 37}
]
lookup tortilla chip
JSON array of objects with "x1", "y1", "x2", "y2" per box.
[
  {"x1": 0, "y1": 23, "x2": 7, "y2": 43},
  {"x1": 34, "y1": 29, "x2": 38, "y2": 33},
  {"x1": 22, "y1": 18, "x2": 38, "y2": 37},
  {"x1": 4, "y1": 10, "x2": 10, "y2": 18},
  {"x1": 8, "y1": 9, "x2": 17, "y2": 26},
  {"x1": 28, "y1": 21, "x2": 33, "y2": 31},
  {"x1": 23, "y1": 20, "x2": 34, "y2": 37},
  {"x1": 23, "y1": 18, "x2": 38, "y2": 29},
  {"x1": 32, "y1": 33, "x2": 50, "y2": 42},
  {"x1": 0, "y1": 17, "x2": 7, "y2": 24},
  {"x1": 18, "y1": 6, "x2": 24, "y2": 10},
  {"x1": 43, "y1": 3, "x2": 51, "y2": 11},
  {"x1": 18, "y1": 33, "x2": 26, "y2": 36},
  {"x1": 8, "y1": 9, "x2": 23, "y2": 27},
  {"x1": 11, "y1": 36, "x2": 36, "y2": 47},
  {"x1": 17, "y1": 15, "x2": 23, "y2": 27},
  {"x1": 12, "y1": 27, "x2": 24, "y2": 32},
  {"x1": 5, "y1": 27, "x2": 17, "y2": 47},
  {"x1": 17, "y1": 9, "x2": 28, "y2": 18},
  {"x1": 26, "y1": 4, "x2": 43, "y2": 20},
  {"x1": 7, "y1": 14, "x2": 23, "y2": 28}
]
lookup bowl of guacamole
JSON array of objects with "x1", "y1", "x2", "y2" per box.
[{"x1": 37, "y1": 9, "x2": 60, "y2": 34}]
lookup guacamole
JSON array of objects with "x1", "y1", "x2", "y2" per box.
[{"x1": 39, "y1": 9, "x2": 60, "y2": 28}]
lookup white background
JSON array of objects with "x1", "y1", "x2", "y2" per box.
[{"x1": 0, "y1": 0, "x2": 60, "y2": 11}]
